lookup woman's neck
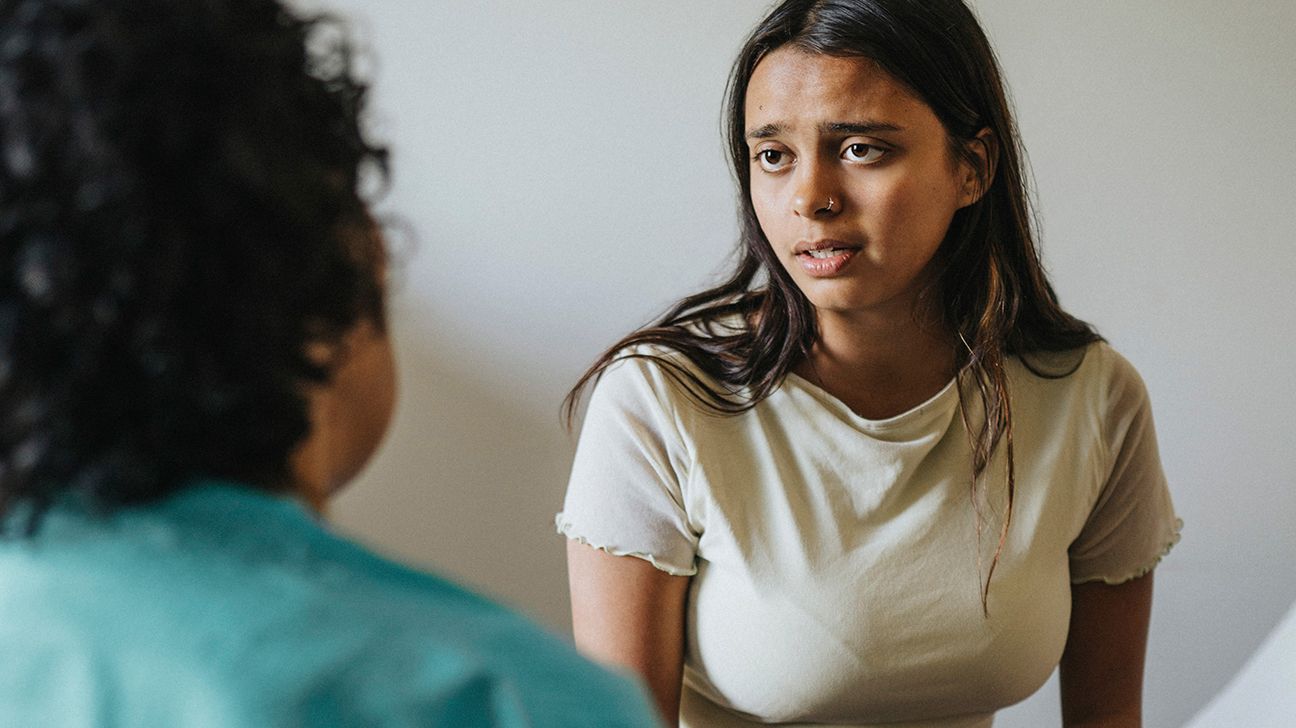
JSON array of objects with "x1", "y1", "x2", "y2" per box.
[{"x1": 798, "y1": 307, "x2": 957, "y2": 420}]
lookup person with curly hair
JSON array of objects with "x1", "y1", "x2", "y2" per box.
[{"x1": 0, "y1": 0, "x2": 659, "y2": 725}]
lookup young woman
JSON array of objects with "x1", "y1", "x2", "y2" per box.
[
  {"x1": 0, "y1": 1, "x2": 660, "y2": 725},
  {"x1": 557, "y1": 1, "x2": 1180, "y2": 726}
]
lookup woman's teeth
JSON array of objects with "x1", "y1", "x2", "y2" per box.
[{"x1": 805, "y1": 248, "x2": 847, "y2": 259}]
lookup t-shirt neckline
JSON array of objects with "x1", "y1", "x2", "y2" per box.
[{"x1": 782, "y1": 370, "x2": 962, "y2": 434}]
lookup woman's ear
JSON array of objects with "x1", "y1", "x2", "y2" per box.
[
  {"x1": 959, "y1": 128, "x2": 998, "y2": 207},
  {"x1": 290, "y1": 318, "x2": 397, "y2": 513}
]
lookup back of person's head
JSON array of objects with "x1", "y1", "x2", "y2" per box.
[{"x1": 0, "y1": 0, "x2": 389, "y2": 527}]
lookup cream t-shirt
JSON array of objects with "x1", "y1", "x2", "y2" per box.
[{"x1": 558, "y1": 341, "x2": 1180, "y2": 728}]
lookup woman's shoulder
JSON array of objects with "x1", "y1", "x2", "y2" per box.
[
  {"x1": 588, "y1": 343, "x2": 724, "y2": 421},
  {"x1": 1069, "y1": 341, "x2": 1150, "y2": 401},
  {"x1": 1016, "y1": 339, "x2": 1138, "y2": 382},
  {"x1": 1012, "y1": 340, "x2": 1153, "y2": 421}
]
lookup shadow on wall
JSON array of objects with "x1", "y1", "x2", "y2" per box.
[{"x1": 328, "y1": 319, "x2": 578, "y2": 632}]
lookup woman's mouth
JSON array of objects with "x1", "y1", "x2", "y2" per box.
[{"x1": 796, "y1": 242, "x2": 859, "y2": 276}]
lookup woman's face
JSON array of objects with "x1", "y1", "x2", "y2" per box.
[{"x1": 745, "y1": 48, "x2": 983, "y2": 320}]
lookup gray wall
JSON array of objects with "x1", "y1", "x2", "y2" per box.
[{"x1": 317, "y1": 2, "x2": 1296, "y2": 726}]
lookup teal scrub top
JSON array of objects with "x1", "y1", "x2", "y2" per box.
[{"x1": 0, "y1": 481, "x2": 661, "y2": 728}]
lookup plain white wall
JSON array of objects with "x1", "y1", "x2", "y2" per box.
[
  {"x1": 1186, "y1": 600, "x2": 1296, "y2": 727},
  {"x1": 317, "y1": 2, "x2": 1296, "y2": 726}
]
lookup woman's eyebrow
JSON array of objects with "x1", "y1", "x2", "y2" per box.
[
  {"x1": 822, "y1": 120, "x2": 904, "y2": 135},
  {"x1": 746, "y1": 123, "x2": 785, "y2": 140},
  {"x1": 746, "y1": 120, "x2": 905, "y2": 140}
]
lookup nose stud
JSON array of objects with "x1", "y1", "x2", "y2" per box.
[{"x1": 802, "y1": 196, "x2": 838, "y2": 217}]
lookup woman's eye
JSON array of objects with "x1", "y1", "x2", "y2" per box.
[
  {"x1": 755, "y1": 149, "x2": 790, "y2": 172},
  {"x1": 843, "y1": 143, "x2": 886, "y2": 163}
]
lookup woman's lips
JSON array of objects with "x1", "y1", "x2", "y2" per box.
[{"x1": 796, "y1": 244, "x2": 859, "y2": 277}]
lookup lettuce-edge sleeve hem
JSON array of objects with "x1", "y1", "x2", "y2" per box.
[
  {"x1": 1071, "y1": 516, "x2": 1183, "y2": 586},
  {"x1": 555, "y1": 513, "x2": 698, "y2": 578}
]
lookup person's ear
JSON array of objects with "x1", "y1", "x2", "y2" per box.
[{"x1": 959, "y1": 128, "x2": 998, "y2": 208}]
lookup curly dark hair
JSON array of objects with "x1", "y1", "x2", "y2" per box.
[{"x1": 0, "y1": 0, "x2": 389, "y2": 530}]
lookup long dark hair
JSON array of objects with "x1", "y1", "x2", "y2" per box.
[
  {"x1": 0, "y1": 0, "x2": 387, "y2": 531},
  {"x1": 566, "y1": 0, "x2": 1100, "y2": 607}
]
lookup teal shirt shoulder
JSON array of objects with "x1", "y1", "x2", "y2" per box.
[{"x1": 0, "y1": 481, "x2": 660, "y2": 728}]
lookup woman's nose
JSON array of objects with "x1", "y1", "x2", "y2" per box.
[{"x1": 791, "y1": 165, "x2": 841, "y2": 218}]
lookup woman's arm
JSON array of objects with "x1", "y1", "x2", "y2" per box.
[
  {"x1": 1059, "y1": 572, "x2": 1154, "y2": 728},
  {"x1": 567, "y1": 541, "x2": 691, "y2": 727}
]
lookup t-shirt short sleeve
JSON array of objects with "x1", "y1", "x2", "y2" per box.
[
  {"x1": 1068, "y1": 346, "x2": 1182, "y2": 584},
  {"x1": 556, "y1": 354, "x2": 700, "y2": 576}
]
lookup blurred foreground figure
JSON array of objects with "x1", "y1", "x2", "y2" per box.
[{"x1": 0, "y1": 1, "x2": 658, "y2": 725}]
